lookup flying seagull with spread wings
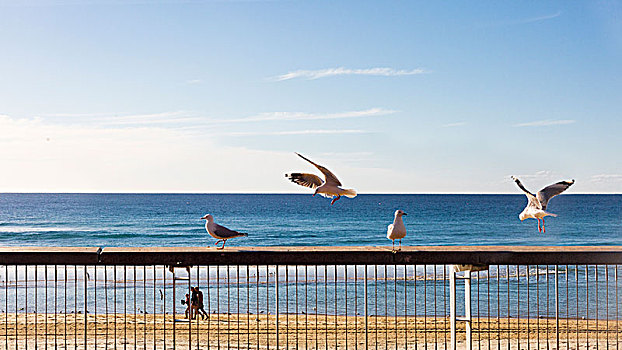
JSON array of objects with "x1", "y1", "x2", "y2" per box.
[
  {"x1": 200, "y1": 214, "x2": 248, "y2": 249},
  {"x1": 511, "y1": 176, "x2": 575, "y2": 232},
  {"x1": 285, "y1": 152, "x2": 357, "y2": 205}
]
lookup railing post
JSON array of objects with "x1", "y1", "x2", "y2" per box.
[
  {"x1": 451, "y1": 268, "x2": 472, "y2": 350},
  {"x1": 450, "y1": 269, "x2": 456, "y2": 350}
]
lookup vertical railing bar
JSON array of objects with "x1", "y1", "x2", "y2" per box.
[
  {"x1": 188, "y1": 268, "x2": 192, "y2": 350},
  {"x1": 84, "y1": 265, "x2": 88, "y2": 348},
  {"x1": 142, "y1": 266, "x2": 147, "y2": 350},
  {"x1": 237, "y1": 265, "x2": 240, "y2": 350},
  {"x1": 355, "y1": 265, "x2": 358, "y2": 349},
  {"x1": 207, "y1": 266, "x2": 211, "y2": 349},
  {"x1": 295, "y1": 265, "x2": 299, "y2": 349},
  {"x1": 334, "y1": 265, "x2": 337, "y2": 350},
  {"x1": 35, "y1": 265, "x2": 38, "y2": 350},
  {"x1": 506, "y1": 265, "x2": 510, "y2": 350},
  {"x1": 63, "y1": 265, "x2": 67, "y2": 350},
  {"x1": 25, "y1": 266, "x2": 28, "y2": 350},
  {"x1": 536, "y1": 265, "x2": 540, "y2": 348},
  {"x1": 364, "y1": 265, "x2": 368, "y2": 350},
  {"x1": 153, "y1": 266, "x2": 156, "y2": 350},
  {"x1": 54, "y1": 265, "x2": 58, "y2": 349},
  {"x1": 124, "y1": 265, "x2": 127, "y2": 350},
  {"x1": 434, "y1": 264, "x2": 437, "y2": 350},
  {"x1": 414, "y1": 264, "x2": 417, "y2": 350},
  {"x1": 497, "y1": 265, "x2": 501, "y2": 350},
  {"x1": 162, "y1": 266, "x2": 166, "y2": 350},
  {"x1": 133, "y1": 267, "x2": 137, "y2": 350},
  {"x1": 115, "y1": 267, "x2": 118, "y2": 350},
  {"x1": 285, "y1": 265, "x2": 288, "y2": 350},
  {"x1": 217, "y1": 266, "x2": 220, "y2": 350},
  {"x1": 480, "y1": 271, "x2": 486, "y2": 350},
  {"x1": 276, "y1": 265, "x2": 280, "y2": 350},
  {"x1": 606, "y1": 265, "x2": 609, "y2": 349},
  {"x1": 565, "y1": 265, "x2": 569, "y2": 348},
  {"x1": 444, "y1": 265, "x2": 448, "y2": 350},
  {"x1": 394, "y1": 264, "x2": 398, "y2": 350},
  {"x1": 75, "y1": 265, "x2": 78, "y2": 350},
  {"x1": 94, "y1": 266, "x2": 98, "y2": 350},
  {"x1": 487, "y1": 265, "x2": 490, "y2": 350},
  {"x1": 616, "y1": 265, "x2": 619, "y2": 350},
  {"x1": 227, "y1": 265, "x2": 231, "y2": 350},
  {"x1": 517, "y1": 265, "x2": 520, "y2": 350},
  {"x1": 14, "y1": 266, "x2": 18, "y2": 350},
  {"x1": 424, "y1": 264, "x2": 427, "y2": 349},
  {"x1": 105, "y1": 267, "x2": 109, "y2": 350},
  {"x1": 5, "y1": 265, "x2": 8, "y2": 350},
  {"x1": 325, "y1": 265, "x2": 328, "y2": 350},
  {"x1": 595, "y1": 265, "x2": 599, "y2": 350},
  {"x1": 546, "y1": 264, "x2": 550, "y2": 349},
  {"x1": 385, "y1": 264, "x2": 388, "y2": 350},
  {"x1": 304, "y1": 265, "x2": 308, "y2": 350},
  {"x1": 375, "y1": 265, "x2": 378, "y2": 350},
  {"x1": 315, "y1": 265, "x2": 319, "y2": 350},
  {"x1": 345, "y1": 265, "x2": 348, "y2": 350},
  {"x1": 403, "y1": 265, "x2": 407, "y2": 350},
  {"x1": 246, "y1": 265, "x2": 250, "y2": 350},
  {"x1": 585, "y1": 265, "x2": 589, "y2": 350},
  {"x1": 527, "y1": 265, "x2": 530, "y2": 350},
  {"x1": 555, "y1": 265, "x2": 561, "y2": 349},
  {"x1": 575, "y1": 265, "x2": 578, "y2": 350},
  {"x1": 255, "y1": 265, "x2": 259, "y2": 350},
  {"x1": 173, "y1": 267, "x2": 177, "y2": 349},
  {"x1": 266, "y1": 265, "x2": 269, "y2": 350},
  {"x1": 197, "y1": 266, "x2": 201, "y2": 350}
]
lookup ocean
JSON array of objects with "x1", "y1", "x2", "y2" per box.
[
  {"x1": 0, "y1": 193, "x2": 620, "y2": 247},
  {"x1": 0, "y1": 194, "x2": 620, "y2": 318}
]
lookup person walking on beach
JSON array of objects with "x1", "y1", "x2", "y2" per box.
[
  {"x1": 192, "y1": 286, "x2": 208, "y2": 320},
  {"x1": 184, "y1": 293, "x2": 192, "y2": 319}
]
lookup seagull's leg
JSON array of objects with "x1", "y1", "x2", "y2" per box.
[
  {"x1": 542, "y1": 218, "x2": 546, "y2": 233},
  {"x1": 537, "y1": 219, "x2": 541, "y2": 232},
  {"x1": 392, "y1": 240, "x2": 395, "y2": 250},
  {"x1": 330, "y1": 195, "x2": 341, "y2": 205},
  {"x1": 399, "y1": 239, "x2": 402, "y2": 250},
  {"x1": 215, "y1": 240, "x2": 224, "y2": 249},
  {"x1": 217, "y1": 239, "x2": 227, "y2": 250}
]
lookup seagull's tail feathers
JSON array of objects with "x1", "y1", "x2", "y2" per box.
[{"x1": 342, "y1": 188, "x2": 357, "y2": 198}]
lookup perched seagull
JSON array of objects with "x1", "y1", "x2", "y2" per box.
[
  {"x1": 285, "y1": 152, "x2": 357, "y2": 205},
  {"x1": 511, "y1": 176, "x2": 575, "y2": 233},
  {"x1": 200, "y1": 214, "x2": 248, "y2": 249},
  {"x1": 387, "y1": 210, "x2": 407, "y2": 251}
]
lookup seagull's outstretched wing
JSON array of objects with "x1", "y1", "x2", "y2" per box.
[
  {"x1": 511, "y1": 176, "x2": 541, "y2": 209},
  {"x1": 286, "y1": 173, "x2": 323, "y2": 189},
  {"x1": 213, "y1": 224, "x2": 247, "y2": 239},
  {"x1": 537, "y1": 180, "x2": 574, "y2": 210},
  {"x1": 295, "y1": 153, "x2": 342, "y2": 186}
]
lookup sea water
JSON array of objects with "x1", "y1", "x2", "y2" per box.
[{"x1": 0, "y1": 194, "x2": 620, "y2": 317}]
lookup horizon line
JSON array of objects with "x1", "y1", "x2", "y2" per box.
[{"x1": 1, "y1": 191, "x2": 619, "y2": 195}]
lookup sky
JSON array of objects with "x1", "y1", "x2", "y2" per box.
[{"x1": 0, "y1": 1, "x2": 621, "y2": 193}]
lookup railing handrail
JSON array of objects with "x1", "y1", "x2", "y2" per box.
[{"x1": 1, "y1": 245, "x2": 621, "y2": 265}]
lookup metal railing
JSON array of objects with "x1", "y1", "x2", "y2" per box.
[{"x1": 0, "y1": 246, "x2": 621, "y2": 349}]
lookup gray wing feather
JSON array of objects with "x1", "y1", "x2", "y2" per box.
[
  {"x1": 537, "y1": 180, "x2": 575, "y2": 210},
  {"x1": 286, "y1": 173, "x2": 323, "y2": 189},
  {"x1": 296, "y1": 153, "x2": 342, "y2": 186},
  {"x1": 213, "y1": 224, "x2": 247, "y2": 239}
]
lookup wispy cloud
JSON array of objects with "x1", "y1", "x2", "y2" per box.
[
  {"x1": 186, "y1": 79, "x2": 202, "y2": 85},
  {"x1": 442, "y1": 122, "x2": 466, "y2": 128},
  {"x1": 590, "y1": 174, "x2": 622, "y2": 183},
  {"x1": 215, "y1": 108, "x2": 396, "y2": 123},
  {"x1": 517, "y1": 11, "x2": 562, "y2": 24},
  {"x1": 513, "y1": 119, "x2": 575, "y2": 127},
  {"x1": 224, "y1": 129, "x2": 370, "y2": 136},
  {"x1": 273, "y1": 67, "x2": 427, "y2": 81}
]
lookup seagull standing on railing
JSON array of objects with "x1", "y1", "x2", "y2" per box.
[
  {"x1": 285, "y1": 152, "x2": 357, "y2": 205},
  {"x1": 511, "y1": 176, "x2": 575, "y2": 233},
  {"x1": 200, "y1": 214, "x2": 248, "y2": 249},
  {"x1": 387, "y1": 210, "x2": 407, "y2": 251}
]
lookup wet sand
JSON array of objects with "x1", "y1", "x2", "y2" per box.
[{"x1": 0, "y1": 312, "x2": 620, "y2": 349}]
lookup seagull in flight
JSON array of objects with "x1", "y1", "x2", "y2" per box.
[
  {"x1": 285, "y1": 152, "x2": 357, "y2": 205},
  {"x1": 200, "y1": 214, "x2": 248, "y2": 249},
  {"x1": 387, "y1": 210, "x2": 407, "y2": 251},
  {"x1": 511, "y1": 176, "x2": 574, "y2": 232}
]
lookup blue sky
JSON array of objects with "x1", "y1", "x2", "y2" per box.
[{"x1": 0, "y1": 1, "x2": 621, "y2": 193}]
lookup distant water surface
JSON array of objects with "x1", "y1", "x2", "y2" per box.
[{"x1": 0, "y1": 194, "x2": 620, "y2": 247}]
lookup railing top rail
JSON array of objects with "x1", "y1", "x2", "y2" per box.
[{"x1": 0, "y1": 246, "x2": 621, "y2": 265}]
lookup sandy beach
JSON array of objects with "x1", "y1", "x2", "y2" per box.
[{"x1": 1, "y1": 312, "x2": 620, "y2": 349}]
